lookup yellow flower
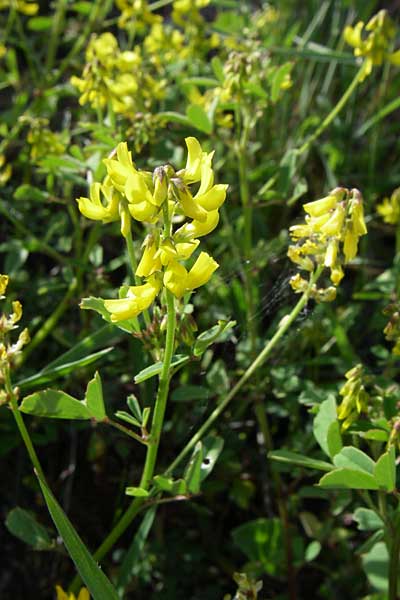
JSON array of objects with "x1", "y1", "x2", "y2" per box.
[
  {"x1": 337, "y1": 364, "x2": 369, "y2": 430},
  {"x1": 174, "y1": 210, "x2": 220, "y2": 241},
  {"x1": 0, "y1": 0, "x2": 38, "y2": 14},
  {"x1": 186, "y1": 251, "x2": 219, "y2": 290},
  {"x1": 163, "y1": 260, "x2": 188, "y2": 297},
  {"x1": 55, "y1": 585, "x2": 90, "y2": 600},
  {"x1": 136, "y1": 236, "x2": 162, "y2": 277},
  {"x1": 177, "y1": 137, "x2": 214, "y2": 185},
  {"x1": 77, "y1": 182, "x2": 120, "y2": 223},
  {"x1": 344, "y1": 10, "x2": 400, "y2": 80},
  {"x1": 0, "y1": 274, "x2": 9, "y2": 298},
  {"x1": 104, "y1": 277, "x2": 161, "y2": 322},
  {"x1": 377, "y1": 187, "x2": 400, "y2": 225}
]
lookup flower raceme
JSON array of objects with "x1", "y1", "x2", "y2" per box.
[
  {"x1": 344, "y1": 10, "x2": 400, "y2": 80},
  {"x1": 288, "y1": 187, "x2": 367, "y2": 301},
  {"x1": 76, "y1": 137, "x2": 227, "y2": 322}
]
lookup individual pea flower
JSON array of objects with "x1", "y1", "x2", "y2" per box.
[
  {"x1": 377, "y1": 187, "x2": 400, "y2": 225},
  {"x1": 337, "y1": 364, "x2": 369, "y2": 430},
  {"x1": 287, "y1": 187, "x2": 367, "y2": 299},
  {"x1": 104, "y1": 276, "x2": 162, "y2": 322},
  {"x1": 55, "y1": 585, "x2": 90, "y2": 600},
  {"x1": 344, "y1": 10, "x2": 400, "y2": 80}
]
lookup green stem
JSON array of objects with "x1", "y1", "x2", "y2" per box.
[
  {"x1": 46, "y1": 0, "x2": 68, "y2": 72},
  {"x1": 297, "y1": 63, "x2": 366, "y2": 157},
  {"x1": 69, "y1": 287, "x2": 177, "y2": 592},
  {"x1": 166, "y1": 266, "x2": 324, "y2": 475},
  {"x1": 21, "y1": 277, "x2": 78, "y2": 362},
  {"x1": 4, "y1": 367, "x2": 45, "y2": 481},
  {"x1": 258, "y1": 63, "x2": 365, "y2": 199},
  {"x1": 106, "y1": 417, "x2": 147, "y2": 446},
  {"x1": 148, "y1": 0, "x2": 174, "y2": 10},
  {"x1": 139, "y1": 289, "x2": 176, "y2": 489}
]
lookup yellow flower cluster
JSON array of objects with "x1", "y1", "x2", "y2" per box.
[
  {"x1": 377, "y1": 187, "x2": 400, "y2": 225},
  {"x1": 0, "y1": 275, "x2": 30, "y2": 389},
  {"x1": 0, "y1": 0, "x2": 38, "y2": 14},
  {"x1": 337, "y1": 364, "x2": 369, "y2": 430},
  {"x1": 344, "y1": 10, "x2": 400, "y2": 80},
  {"x1": 77, "y1": 137, "x2": 228, "y2": 322},
  {"x1": 115, "y1": 0, "x2": 161, "y2": 32},
  {"x1": 70, "y1": 33, "x2": 164, "y2": 117},
  {"x1": 172, "y1": 0, "x2": 210, "y2": 28},
  {"x1": 22, "y1": 117, "x2": 67, "y2": 163},
  {"x1": 288, "y1": 187, "x2": 367, "y2": 301}
]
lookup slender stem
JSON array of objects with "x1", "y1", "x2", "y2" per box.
[
  {"x1": 105, "y1": 417, "x2": 148, "y2": 446},
  {"x1": 258, "y1": 63, "x2": 365, "y2": 199},
  {"x1": 149, "y1": 0, "x2": 174, "y2": 10},
  {"x1": 46, "y1": 0, "x2": 68, "y2": 72},
  {"x1": 165, "y1": 266, "x2": 324, "y2": 475},
  {"x1": 21, "y1": 277, "x2": 78, "y2": 362},
  {"x1": 69, "y1": 285, "x2": 177, "y2": 592},
  {"x1": 297, "y1": 63, "x2": 366, "y2": 157},
  {"x1": 139, "y1": 289, "x2": 176, "y2": 489},
  {"x1": 4, "y1": 367, "x2": 45, "y2": 481}
]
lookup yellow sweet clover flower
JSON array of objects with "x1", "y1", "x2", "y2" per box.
[
  {"x1": 0, "y1": 0, "x2": 38, "y2": 14},
  {"x1": 337, "y1": 364, "x2": 369, "y2": 430},
  {"x1": 70, "y1": 33, "x2": 165, "y2": 118},
  {"x1": 172, "y1": 0, "x2": 210, "y2": 28},
  {"x1": 55, "y1": 585, "x2": 90, "y2": 600},
  {"x1": 344, "y1": 10, "x2": 400, "y2": 80},
  {"x1": 78, "y1": 138, "x2": 228, "y2": 322},
  {"x1": 288, "y1": 187, "x2": 367, "y2": 300},
  {"x1": 23, "y1": 117, "x2": 67, "y2": 163},
  {"x1": 377, "y1": 187, "x2": 400, "y2": 225}
]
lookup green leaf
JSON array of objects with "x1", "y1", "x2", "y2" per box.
[
  {"x1": 28, "y1": 16, "x2": 53, "y2": 31},
  {"x1": 127, "y1": 394, "x2": 142, "y2": 422},
  {"x1": 125, "y1": 487, "x2": 149, "y2": 497},
  {"x1": 5, "y1": 507, "x2": 54, "y2": 550},
  {"x1": 17, "y1": 348, "x2": 113, "y2": 392},
  {"x1": 268, "y1": 450, "x2": 334, "y2": 472},
  {"x1": 14, "y1": 184, "x2": 49, "y2": 202},
  {"x1": 134, "y1": 355, "x2": 190, "y2": 383},
  {"x1": 200, "y1": 436, "x2": 224, "y2": 481},
  {"x1": 374, "y1": 448, "x2": 396, "y2": 492},
  {"x1": 20, "y1": 390, "x2": 91, "y2": 420},
  {"x1": 142, "y1": 407, "x2": 150, "y2": 429},
  {"x1": 116, "y1": 506, "x2": 156, "y2": 595},
  {"x1": 171, "y1": 385, "x2": 210, "y2": 402},
  {"x1": 333, "y1": 446, "x2": 375, "y2": 474},
  {"x1": 326, "y1": 421, "x2": 343, "y2": 458},
  {"x1": 362, "y1": 542, "x2": 389, "y2": 593},
  {"x1": 85, "y1": 372, "x2": 106, "y2": 420},
  {"x1": 193, "y1": 320, "x2": 236, "y2": 357},
  {"x1": 353, "y1": 508, "x2": 384, "y2": 532},
  {"x1": 186, "y1": 104, "x2": 213, "y2": 134},
  {"x1": 115, "y1": 411, "x2": 141, "y2": 428},
  {"x1": 318, "y1": 468, "x2": 379, "y2": 490},
  {"x1": 305, "y1": 540, "x2": 321, "y2": 562},
  {"x1": 36, "y1": 474, "x2": 119, "y2": 599},
  {"x1": 313, "y1": 397, "x2": 342, "y2": 458},
  {"x1": 153, "y1": 475, "x2": 188, "y2": 496},
  {"x1": 211, "y1": 56, "x2": 224, "y2": 82},
  {"x1": 232, "y1": 518, "x2": 284, "y2": 576},
  {"x1": 184, "y1": 442, "x2": 203, "y2": 494},
  {"x1": 158, "y1": 111, "x2": 192, "y2": 127}
]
